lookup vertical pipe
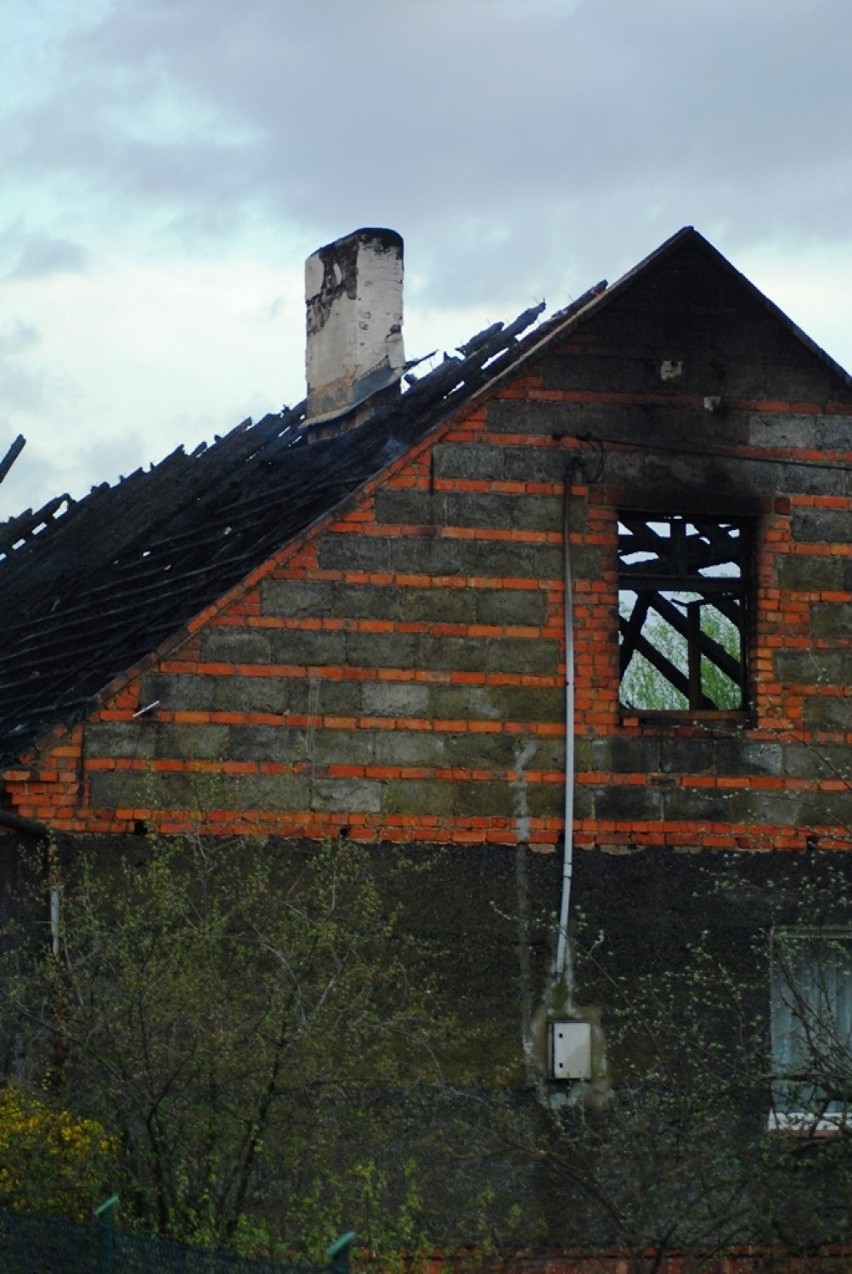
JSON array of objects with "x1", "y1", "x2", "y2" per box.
[
  {"x1": 46, "y1": 837, "x2": 61, "y2": 958},
  {"x1": 50, "y1": 881, "x2": 61, "y2": 958},
  {"x1": 555, "y1": 463, "x2": 580, "y2": 981},
  {"x1": 46, "y1": 838, "x2": 67, "y2": 1085}
]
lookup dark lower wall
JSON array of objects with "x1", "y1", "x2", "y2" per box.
[{"x1": 7, "y1": 828, "x2": 852, "y2": 1253}]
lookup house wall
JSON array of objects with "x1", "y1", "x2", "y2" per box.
[
  {"x1": 1, "y1": 239, "x2": 851, "y2": 1262},
  {"x1": 3, "y1": 243, "x2": 850, "y2": 847}
]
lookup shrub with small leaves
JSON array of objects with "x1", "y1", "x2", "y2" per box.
[{"x1": 0, "y1": 1084, "x2": 116, "y2": 1220}]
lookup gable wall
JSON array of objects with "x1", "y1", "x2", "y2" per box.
[{"x1": 4, "y1": 252, "x2": 851, "y2": 849}]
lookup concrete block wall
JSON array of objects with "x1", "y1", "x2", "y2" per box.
[{"x1": 4, "y1": 244, "x2": 851, "y2": 848}]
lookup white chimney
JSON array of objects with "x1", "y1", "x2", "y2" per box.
[{"x1": 304, "y1": 228, "x2": 404, "y2": 425}]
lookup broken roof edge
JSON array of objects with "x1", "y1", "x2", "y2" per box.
[{"x1": 0, "y1": 406, "x2": 310, "y2": 562}]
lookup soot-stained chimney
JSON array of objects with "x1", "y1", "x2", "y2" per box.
[{"x1": 304, "y1": 227, "x2": 404, "y2": 427}]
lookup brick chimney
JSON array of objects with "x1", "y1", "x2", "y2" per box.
[{"x1": 304, "y1": 228, "x2": 404, "y2": 428}]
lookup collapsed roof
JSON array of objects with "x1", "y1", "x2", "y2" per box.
[{"x1": 0, "y1": 282, "x2": 602, "y2": 767}]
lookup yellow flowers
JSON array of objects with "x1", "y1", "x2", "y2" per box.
[{"x1": 0, "y1": 1086, "x2": 116, "y2": 1221}]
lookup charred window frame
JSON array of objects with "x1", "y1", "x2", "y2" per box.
[{"x1": 618, "y1": 514, "x2": 750, "y2": 716}]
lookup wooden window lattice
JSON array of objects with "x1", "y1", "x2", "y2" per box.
[{"x1": 618, "y1": 515, "x2": 749, "y2": 712}]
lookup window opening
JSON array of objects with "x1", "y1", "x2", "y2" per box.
[
  {"x1": 770, "y1": 930, "x2": 852, "y2": 1131},
  {"x1": 618, "y1": 514, "x2": 749, "y2": 713}
]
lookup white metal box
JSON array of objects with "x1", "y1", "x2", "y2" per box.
[{"x1": 549, "y1": 1020, "x2": 592, "y2": 1081}]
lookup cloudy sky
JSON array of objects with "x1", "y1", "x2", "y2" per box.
[{"x1": 3, "y1": 0, "x2": 851, "y2": 518}]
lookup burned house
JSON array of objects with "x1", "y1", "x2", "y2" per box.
[{"x1": 1, "y1": 226, "x2": 851, "y2": 1256}]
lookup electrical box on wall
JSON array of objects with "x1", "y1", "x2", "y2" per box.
[{"x1": 549, "y1": 1020, "x2": 592, "y2": 1081}]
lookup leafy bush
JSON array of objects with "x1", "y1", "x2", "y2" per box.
[{"x1": 0, "y1": 1084, "x2": 116, "y2": 1220}]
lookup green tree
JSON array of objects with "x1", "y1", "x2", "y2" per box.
[{"x1": 3, "y1": 833, "x2": 448, "y2": 1258}]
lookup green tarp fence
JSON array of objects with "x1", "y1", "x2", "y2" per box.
[{"x1": 0, "y1": 1203, "x2": 355, "y2": 1274}]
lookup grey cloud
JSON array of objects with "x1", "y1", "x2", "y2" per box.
[
  {"x1": 5, "y1": 232, "x2": 88, "y2": 280},
  {"x1": 6, "y1": 0, "x2": 852, "y2": 305},
  {"x1": 0, "y1": 321, "x2": 40, "y2": 355},
  {"x1": 9, "y1": 93, "x2": 256, "y2": 209},
  {"x1": 74, "y1": 0, "x2": 849, "y2": 186},
  {"x1": 1, "y1": 218, "x2": 89, "y2": 281},
  {"x1": 74, "y1": 430, "x2": 159, "y2": 489}
]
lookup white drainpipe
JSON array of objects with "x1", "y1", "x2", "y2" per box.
[{"x1": 555, "y1": 460, "x2": 582, "y2": 983}]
